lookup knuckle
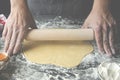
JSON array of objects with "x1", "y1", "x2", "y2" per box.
[
  {"x1": 8, "y1": 29, "x2": 13, "y2": 33},
  {"x1": 94, "y1": 22, "x2": 101, "y2": 26},
  {"x1": 109, "y1": 24, "x2": 112, "y2": 27},
  {"x1": 8, "y1": 25, "x2": 13, "y2": 29},
  {"x1": 15, "y1": 41, "x2": 20, "y2": 47},
  {"x1": 113, "y1": 21, "x2": 117, "y2": 25},
  {"x1": 16, "y1": 25, "x2": 21, "y2": 29},
  {"x1": 14, "y1": 46, "x2": 20, "y2": 52},
  {"x1": 94, "y1": 26, "x2": 101, "y2": 32},
  {"x1": 97, "y1": 38, "x2": 102, "y2": 43},
  {"x1": 103, "y1": 27, "x2": 107, "y2": 32},
  {"x1": 4, "y1": 23, "x2": 9, "y2": 28},
  {"x1": 5, "y1": 41, "x2": 10, "y2": 46},
  {"x1": 9, "y1": 42, "x2": 15, "y2": 47},
  {"x1": 2, "y1": 32, "x2": 6, "y2": 37},
  {"x1": 110, "y1": 38, "x2": 114, "y2": 43},
  {"x1": 99, "y1": 48, "x2": 105, "y2": 53},
  {"x1": 8, "y1": 47, "x2": 13, "y2": 51},
  {"x1": 6, "y1": 37, "x2": 11, "y2": 42},
  {"x1": 15, "y1": 29, "x2": 20, "y2": 34},
  {"x1": 20, "y1": 27, "x2": 26, "y2": 31},
  {"x1": 103, "y1": 39, "x2": 108, "y2": 45},
  {"x1": 16, "y1": 41, "x2": 22, "y2": 45},
  {"x1": 110, "y1": 44, "x2": 114, "y2": 49}
]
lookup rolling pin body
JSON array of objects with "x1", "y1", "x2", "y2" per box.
[{"x1": 25, "y1": 29, "x2": 94, "y2": 41}]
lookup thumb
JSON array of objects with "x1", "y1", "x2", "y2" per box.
[{"x1": 81, "y1": 23, "x2": 88, "y2": 29}]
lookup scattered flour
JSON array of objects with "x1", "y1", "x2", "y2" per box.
[
  {"x1": 98, "y1": 58, "x2": 120, "y2": 80},
  {"x1": 0, "y1": 16, "x2": 120, "y2": 80}
]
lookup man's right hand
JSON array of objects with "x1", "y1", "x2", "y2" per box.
[{"x1": 82, "y1": 0, "x2": 117, "y2": 56}]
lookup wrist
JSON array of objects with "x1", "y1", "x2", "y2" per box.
[
  {"x1": 92, "y1": 0, "x2": 111, "y2": 12},
  {"x1": 10, "y1": 0, "x2": 28, "y2": 11}
]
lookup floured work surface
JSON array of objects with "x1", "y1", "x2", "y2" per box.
[{"x1": 23, "y1": 41, "x2": 93, "y2": 68}]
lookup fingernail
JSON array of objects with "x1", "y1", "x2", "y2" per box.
[
  {"x1": 4, "y1": 49, "x2": 7, "y2": 53},
  {"x1": 3, "y1": 49, "x2": 5, "y2": 53},
  {"x1": 108, "y1": 53, "x2": 112, "y2": 56},
  {"x1": 99, "y1": 50, "x2": 105, "y2": 54},
  {"x1": 1, "y1": 37, "x2": 4, "y2": 41},
  {"x1": 13, "y1": 50, "x2": 16, "y2": 54},
  {"x1": 5, "y1": 51, "x2": 8, "y2": 55},
  {"x1": 112, "y1": 49, "x2": 116, "y2": 55},
  {"x1": 6, "y1": 52, "x2": 10, "y2": 57}
]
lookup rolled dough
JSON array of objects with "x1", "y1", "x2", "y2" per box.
[{"x1": 23, "y1": 41, "x2": 93, "y2": 68}]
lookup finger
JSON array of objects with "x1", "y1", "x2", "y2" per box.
[
  {"x1": 102, "y1": 26, "x2": 112, "y2": 55},
  {"x1": 2, "y1": 25, "x2": 8, "y2": 40},
  {"x1": 109, "y1": 27, "x2": 116, "y2": 55},
  {"x1": 28, "y1": 15, "x2": 37, "y2": 29},
  {"x1": 114, "y1": 23, "x2": 119, "y2": 43},
  {"x1": 31, "y1": 23, "x2": 37, "y2": 29},
  {"x1": 94, "y1": 26, "x2": 105, "y2": 54},
  {"x1": 13, "y1": 29, "x2": 24, "y2": 54},
  {"x1": 81, "y1": 23, "x2": 88, "y2": 28},
  {"x1": 4, "y1": 27, "x2": 13, "y2": 52},
  {"x1": 114, "y1": 24, "x2": 119, "y2": 54},
  {"x1": 7, "y1": 27, "x2": 18, "y2": 55}
]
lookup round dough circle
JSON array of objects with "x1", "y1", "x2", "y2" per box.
[{"x1": 23, "y1": 41, "x2": 93, "y2": 68}]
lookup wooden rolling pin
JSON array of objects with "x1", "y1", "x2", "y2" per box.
[{"x1": 25, "y1": 29, "x2": 94, "y2": 41}]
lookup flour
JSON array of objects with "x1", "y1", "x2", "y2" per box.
[
  {"x1": 0, "y1": 16, "x2": 119, "y2": 80},
  {"x1": 35, "y1": 16, "x2": 83, "y2": 29},
  {"x1": 98, "y1": 59, "x2": 120, "y2": 80}
]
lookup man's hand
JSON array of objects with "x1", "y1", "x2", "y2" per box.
[
  {"x1": 82, "y1": 0, "x2": 117, "y2": 55},
  {"x1": 2, "y1": 0, "x2": 37, "y2": 55}
]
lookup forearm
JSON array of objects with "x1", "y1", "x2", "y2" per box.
[
  {"x1": 92, "y1": 0, "x2": 111, "y2": 11},
  {"x1": 10, "y1": 0, "x2": 28, "y2": 11}
]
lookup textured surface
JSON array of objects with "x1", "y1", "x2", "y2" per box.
[{"x1": 0, "y1": 17, "x2": 120, "y2": 80}]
